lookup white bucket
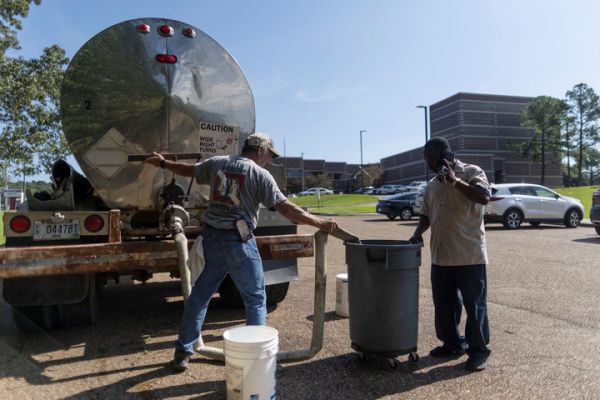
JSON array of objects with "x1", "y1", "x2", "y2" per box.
[
  {"x1": 223, "y1": 325, "x2": 279, "y2": 400},
  {"x1": 335, "y1": 273, "x2": 349, "y2": 317}
]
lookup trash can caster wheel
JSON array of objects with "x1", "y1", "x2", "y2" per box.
[
  {"x1": 387, "y1": 358, "x2": 399, "y2": 370},
  {"x1": 356, "y1": 352, "x2": 366, "y2": 362},
  {"x1": 408, "y1": 352, "x2": 419, "y2": 363}
]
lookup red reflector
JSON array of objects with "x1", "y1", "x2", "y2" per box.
[
  {"x1": 84, "y1": 215, "x2": 104, "y2": 233},
  {"x1": 490, "y1": 196, "x2": 505, "y2": 202},
  {"x1": 137, "y1": 23, "x2": 150, "y2": 33},
  {"x1": 10, "y1": 215, "x2": 31, "y2": 233},
  {"x1": 159, "y1": 25, "x2": 174, "y2": 36},
  {"x1": 593, "y1": 192, "x2": 600, "y2": 197},
  {"x1": 182, "y1": 27, "x2": 196, "y2": 38},
  {"x1": 155, "y1": 54, "x2": 177, "y2": 64}
]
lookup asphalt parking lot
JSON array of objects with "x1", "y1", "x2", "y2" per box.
[{"x1": 1, "y1": 215, "x2": 599, "y2": 399}]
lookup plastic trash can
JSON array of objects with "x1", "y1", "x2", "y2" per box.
[{"x1": 345, "y1": 239, "x2": 421, "y2": 367}]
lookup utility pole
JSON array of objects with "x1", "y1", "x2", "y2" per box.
[
  {"x1": 360, "y1": 130, "x2": 366, "y2": 188},
  {"x1": 416, "y1": 105, "x2": 429, "y2": 180}
]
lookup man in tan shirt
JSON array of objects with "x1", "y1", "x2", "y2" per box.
[{"x1": 409, "y1": 137, "x2": 491, "y2": 372}]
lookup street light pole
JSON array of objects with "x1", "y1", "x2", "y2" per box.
[
  {"x1": 301, "y1": 152, "x2": 305, "y2": 191},
  {"x1": 416, "y1": 105, "x2": 429, "y2": 180},
  {"x1": 360, "y1": 129, "x2": 366, "y2": 188}
]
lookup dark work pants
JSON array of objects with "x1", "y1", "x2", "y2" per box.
[{"x1": 431, "y1": 263, "x2": 491, "y2": 360}]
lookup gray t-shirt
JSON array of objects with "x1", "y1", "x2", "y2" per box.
[{"x1": 194, "y1": 155, "x2": 286, "y2": 230}]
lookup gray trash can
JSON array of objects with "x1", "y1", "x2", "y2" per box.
[{"x1": 345, "y1": 240, "x2": 421, "y2": 366}]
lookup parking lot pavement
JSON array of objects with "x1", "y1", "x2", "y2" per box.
[{"x1": 0, "y1": 215, "x2": 599, "y2": 399}]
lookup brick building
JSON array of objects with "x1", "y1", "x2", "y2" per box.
[{"x1": 381, "y1": 92, "x2": 563, "y2": 187}]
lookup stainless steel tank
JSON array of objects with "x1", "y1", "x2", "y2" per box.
[{"x1": 60, "y1": 18, "x2": 255, "y2": 210}]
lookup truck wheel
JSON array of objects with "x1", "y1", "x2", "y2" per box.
[
  {"x1": 596, "y1": 226, "x2": 600, "y2": 235},
  {"x1": 266, "y1": 282, "x2": 289, "y2": 305},
  {"x1": 218, "y1": 276, "x2": 244, "y2": 308},
  {"x1": 58, "y1": 275, "x2": 101, "y2": 328},
  {"x1": 12, "y1": 305, "x2": 58, "y2": 333}
]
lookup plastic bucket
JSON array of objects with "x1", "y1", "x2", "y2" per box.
[
  {"x1": 223, "y1": 325, "x2": 279, "y2": 400},
  {"x1": 335, "y1": 273, "x2": 349, "y2": 317}
]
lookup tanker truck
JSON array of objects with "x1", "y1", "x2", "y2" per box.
[{"x1": 0, "y1": 18, "x2": 315, "y2": 332}]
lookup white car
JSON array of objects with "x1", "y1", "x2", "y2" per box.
[
  {"x1": 297, "y1": 187, "x2": 334, "y2": 197},
  {"x1": 485, "y1": 183, "x2": 584, "y2": 229},
  {"x1": 413, "y1": 188, "x2": 425, "y2": 214}
]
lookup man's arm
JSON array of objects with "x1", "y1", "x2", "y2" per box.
[
  {"x1": 409, "y1": 214, "x2": 430, "y2": 244},
  {"x1": 145, "y1": 152, "x2": 196, "y2": 177},
  {"x1": 443, "y1": 160, "x2": 490, "y2": 205},
  {"x1": 273, "y1": 200, "x2": 337, "y2": 232}
]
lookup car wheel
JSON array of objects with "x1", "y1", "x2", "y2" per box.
[
  {"x1": 502, "y1": 209, "x2": 523, "y2": 229},
  {"x1": 400, "y1": 208, "x2": 413, "y2": 221},
  {"x1": 564, "y1": 208, "x2": 581, "y2": 228},
  {"x1": 387, "y1": 214, "x2": 396, "y2": 220}
]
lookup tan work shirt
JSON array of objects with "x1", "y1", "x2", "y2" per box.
[{"x1": 421, "y1": 159, "x2": 490, "y2": 266}]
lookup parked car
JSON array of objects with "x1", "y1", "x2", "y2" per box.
[
  {"x1": 406, "y1": 181, "x2": 427, "y2": 192},
  {"x1": 413, "y1": 188, "x2": 425, "y2": 214},
  {"x1": 376, "y1": 192, "x2": 418, "y2": 220},
  {"x1": 484, "y1": 183, "x2": 584, "y2": 229},
  {"x1": 590, "y1": 188, "x2": 600, "y2": 235},
  {"x1": 354, "y1": 186, "x2": 374, "y2": 194},
  {"x1": 373, "y1": 184, "x2": 406, "y2": 195},
  {"x1": 297, "y1": 187, "x2": 334, "y2": 197}
]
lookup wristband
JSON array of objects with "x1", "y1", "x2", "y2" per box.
[{"x1": 159, "y1": 159, "x2": 166, "y2": 169}]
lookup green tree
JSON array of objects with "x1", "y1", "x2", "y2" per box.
[
  {"x1": 560, "y1": 112, "x2": 577, "y2": 185},
  {"x1": 305, "y1": 173, "x2": 333, "y2": 189},
  {"x1": 565, "y1": 83, "x2": 600, "y2": 183},
  {"x1": 0, "y1": 0, "x2": 70, "y2": 181},
  {"x1": 516, "y1": 96, "x2": 564, "y2": 186},
  {"x1": 583, "y1": 147, "x2": 600, "y2": 185}
]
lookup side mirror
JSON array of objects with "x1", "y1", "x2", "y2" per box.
[{"x1": 555, "y1": 193, "x2": 560, "y2": 199}]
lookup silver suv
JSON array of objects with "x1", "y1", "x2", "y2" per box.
[{"x1": 485, "y1": 183, "x2": 584, "y2": 229}]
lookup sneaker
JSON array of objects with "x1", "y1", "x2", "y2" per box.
[
  {"x1": 429, "y1": 345, "x2": 466, "y2": 358},
  {"x1": 465, "y1": 356, "x2": 487, "y2": 372},
  {"x1": 172, "y1": 349, "x2": 190, "y2": 372}
]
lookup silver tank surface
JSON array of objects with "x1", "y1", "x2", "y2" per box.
[{"x1": 60, "y1": 18, "x2": 255, "y2": 210}]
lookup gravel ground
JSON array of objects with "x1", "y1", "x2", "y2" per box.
[{"x1": 1, "y1": 215, "x2": 599, "y2": 399}]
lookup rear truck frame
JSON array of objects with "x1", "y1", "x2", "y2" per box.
[{"x1": 0, "y1": 209, "x2": 311, "y2": 332}]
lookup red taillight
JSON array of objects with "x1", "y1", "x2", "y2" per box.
[
  {"x1": 10, "y1": 215, "x2": 31, "y2": 233},
  {"x1": 490, "y1": 196, "x2": 505, "y2": 202},
  {"x1": 593, "y1": 192, "x2": 600, "y2": 197},
  {"x1": 137, "y1": 23, "x2": 150, "y2": 33},
  {"x1": 182, "y1": 27, "x2": 196, "y2": 38},
  {"x1": 155, "y1": 54, "x2": 178, "y2": 64},
  {"x1": 84, "y1": 215, "x2": 104, "y2": 233},
  {"x1": 158, "y1": 25, "x2": 174, "y2": 36}
]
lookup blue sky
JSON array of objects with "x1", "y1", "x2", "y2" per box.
[{"x1": 14, "y1": 0, "x2": 600, "y2": 177}]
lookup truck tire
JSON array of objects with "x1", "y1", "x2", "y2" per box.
[
  {"x1": 595, "y1": 226, "x2": 600, "y2": 235},
  {"x1": 219, "y1": 276, "x2": 290, "y2": 308},
  {"x1": 12, "y1": 305, "x2": 58, "y2": 333},
  {"x1": 266, "y1": 282, "x2": 289, "y2": 305},
  {"x1": 58, "y1": 274, "x2": 102, "y2": 328}
]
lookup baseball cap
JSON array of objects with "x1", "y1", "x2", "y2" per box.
[{"x1": 244, "y1": 132, "x2": 281, "y2": 158}]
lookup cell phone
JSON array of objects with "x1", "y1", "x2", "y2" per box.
[
  {"x1": 235, "y1": 219, "x2": 252, "y2": 242},
  {"x1": 437, "y1": 150, "x2": 455, "y2": 172}
]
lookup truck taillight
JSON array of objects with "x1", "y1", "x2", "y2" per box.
[
  {"x1": 182, "y1": 27, "x2": 196, "y2": 38},
  {"x1": 10, "y1": 215, "x2": 31, "y2": 233},
  {"x1": 84, "y1": 215, "x2": 104, "y2": 232},
  {"x1": 137, "y1": 23, "x2": 150, "y2": 33},
  {"x1": 155, "y1": 54, "x2": 177, "y2": 64},
  {"x1": 158, "y1": 25, "x2": 174, "y2": 36}
]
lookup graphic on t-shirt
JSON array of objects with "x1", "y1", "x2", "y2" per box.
[{"x1": 214, "y1": 169, "x2": 245, "y2": 206}]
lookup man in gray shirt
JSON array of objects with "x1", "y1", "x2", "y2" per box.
[
  {"x1": 409, "y1": 137, "x2": 491, "y2": 372},
  {"x1": 145, "y1": 132, "x2": 338, "y2": 371}
]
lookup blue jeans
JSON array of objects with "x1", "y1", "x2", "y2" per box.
[
  {"x1": 176, "y1": 226, "x2": 266, "y2": 354},
  {"x1": 431, "y1": 263, "x2": 491, "y2": 360}
]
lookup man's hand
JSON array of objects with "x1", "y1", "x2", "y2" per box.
[
  {"x1": 408, "y1": 234, "x2": 423, "y2": 245},
  {"x1": 145, "y1": 152, "x2": 164, "y2": 168},
  {"x1": 318, "y1": 217, "x2": 338, "y2": 233},
  {"x1": 440, "y1": 159, "x2": 459, "y2": 184}
]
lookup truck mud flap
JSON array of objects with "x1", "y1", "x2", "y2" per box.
[{"x1": 3, "y1": 274, "x2": 90, "y2": 307}]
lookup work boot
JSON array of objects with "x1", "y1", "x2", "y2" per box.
[
  {"x1": 465, "y1": 356, "x2": 487, "y2": 372},
  {"x1": 172, "y1": 349, "x2": 191, "y2": 372},
  {"x1": 429, "y1": 345, "x2": 466, "y2": 358}
]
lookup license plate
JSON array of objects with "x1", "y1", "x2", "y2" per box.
[{"x1": 33, "y1": 220, "x2": 80, "y2": 240}]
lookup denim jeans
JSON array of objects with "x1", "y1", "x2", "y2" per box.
[
  {"x1": 431, "y1": 263, "x2": 491, "y2": 360},
  {"x1": 176, "y1": 226, "x2": 266, "y2": 354}
]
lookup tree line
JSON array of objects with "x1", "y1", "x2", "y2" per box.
[{"x1": 516, "y1": 84, "x2": 600, "y2": 187}]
